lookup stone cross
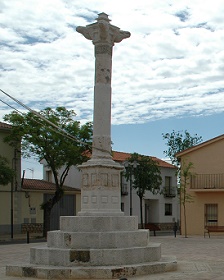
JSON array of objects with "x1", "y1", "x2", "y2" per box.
[
  {"x1": 77, "y1": 13, "x2": 131, "y2": 216},
  {"x1": 77, "y1": 12, "x2": 130, "y2": 163}
]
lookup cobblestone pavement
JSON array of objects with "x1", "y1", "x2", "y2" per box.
[{"x1": 1, "y1": 235, "x2": 224, "y2": 279}]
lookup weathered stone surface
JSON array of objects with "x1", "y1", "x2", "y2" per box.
[
  {"x1": 60, "y1": 216, "x2": 138, "y2": 232},
  {"x1": 30, "y1": 243, "x2": 161, "y2": 266},
  {"x1": 47, "y1": 229, "x2": 149, "y2": 249},
  {"x1": 6, "y1": 257, "x2": 177, "y2": 279}
]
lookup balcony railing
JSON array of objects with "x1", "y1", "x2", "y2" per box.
[
  {"x1": 164, "y1": 186, "x2": 176, "y2": 197},
  {"x1": 191, "y1": 174, "x2": 224, "y2": 190}
]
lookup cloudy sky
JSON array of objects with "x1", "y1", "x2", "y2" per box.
[{"x1": 1, "y1": 0, "x2": 224, "y2": 178}]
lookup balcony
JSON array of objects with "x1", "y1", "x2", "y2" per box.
[
  {"x1": 121, "y1": 183, "x2": 128, "y2": 195},
  {"x1": 163, "y1": 186, "x2": 176, "y2": 198},
  {"x1": 190, "y1": 174, "x2": 224, "y2": 190}
]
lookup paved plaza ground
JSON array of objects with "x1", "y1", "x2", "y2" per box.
[{"x1": 1, "y1": 234, "x2": 224, "y2": 279}]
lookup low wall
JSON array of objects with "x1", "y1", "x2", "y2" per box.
[{"x1": 21, "y1": 223, "x2": 43, "y2": 233}]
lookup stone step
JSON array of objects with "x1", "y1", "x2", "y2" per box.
[
  {"x1": 47, "y1": 229, "x2": 149, "y2": 249},
  {"x1": 6, "y1": 256, "x2": 177, "y2": 279},
  {"x1": 30, "y1": 243, "x2": 161, "y2": 266},
  {"x1": 60, "y1": 215, "x2": 138, "y2": 232}
]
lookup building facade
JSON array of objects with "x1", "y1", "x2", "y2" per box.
[
  {"x1": 43, "y1": 151, "x2": 179, "y2": 230},
  {"x1": 0, "y1": 122, "x2": 80, "y2": 235},
  {"x1": 115, "y1": 152, "x2": 178, "y2": 230},
  {"x1": 0, "y1": 120, "x2": 178, "y2": 235},
  {"x1": 176, "y1": 134, "x2": 224, "y2": 236},
  {"x1": 0, "y1": 122, "x2": 21, "y2": 235}
]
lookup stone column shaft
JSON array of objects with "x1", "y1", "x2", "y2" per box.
[
  {"x1": 76, "y1": 13, "x2": 130, "y2": 215},
  {"x1": 93, "y1": 44, "x2": 113, "y2": 160}
]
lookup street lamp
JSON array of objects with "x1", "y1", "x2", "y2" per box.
[
  {"x1": 10, "y1": 148, "x2": 20, "y2": 239},
  {"x1": 124, "y1": 161, "x2": 139, "y2": 216}
]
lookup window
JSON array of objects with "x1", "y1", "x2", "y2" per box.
[
  {"x1": 31, "y1": 218, "x2": 36, "y2": 224},
  {"x1": 205, "y1": 204, "x2": 218, "y2": 226},
  {"x1": 121, "y1": 183, "x2": 128, "y2": 195},
  {"x1": 165, "y1": 176, "x2": 171, "y2": 188},
  {"x1": 30, "y1": 207, "x2": 36, "y2": 214},
  {"x1": 164, "y1": 176, "x2": 176, "y2": 197},
  {"x1": 24, "y1": 218, "x2": 29, "y2": 223},
  {"x1": 165, "y1": 203, "x2": 172, "y2": 216},
  {"x1": 121, "y1": 203, "x2": 124, "y2": 212}
]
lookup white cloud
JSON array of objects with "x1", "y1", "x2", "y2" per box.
[{"x1": 0, "y1": 0, "x2": 224, "y2": 124}]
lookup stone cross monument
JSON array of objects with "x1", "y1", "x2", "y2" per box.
[
  {"x1": 77, "y1": 13, "x2": 130, "y2": 216},
  {"x1": 6, "y1": 13, "x2": 176, "y2": 279}
]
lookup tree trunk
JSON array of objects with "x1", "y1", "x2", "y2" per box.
[
  {"x1": 183, "y1": 183, "x2": 187, "y2": 238},
  {"x1": 42, "y1": 188, "x2": 64, "y2": 237},
  {"x1": 183, "y1": 203, "x2": 187, "y2": 238},
  {"x1": 43, "y1": 205, "x2": 52, "y2": 238}
]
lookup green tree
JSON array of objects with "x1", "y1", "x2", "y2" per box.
[
  {"x1": 0, "y1": 155, "x2": 14, "y2": 185},
  {"x1": 125, "y1": 153, "x2": 162, "y2": 229},
  {"x1": 180, "y1": 161, "x2": 194, "y2": 238},
  {"x1": 4, "y1": 107, "x2": 92, "y2": 236},
  {"x1": 162, "y1": 130, "x2": 201, "y2": 237},
  {"x1": 162, "y1": 130, "x2": 202, "y2": 168}
]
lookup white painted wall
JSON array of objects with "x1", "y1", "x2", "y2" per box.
[
  {"x1": 42, "y1": 159, "x2": 179, "y2": 226},
  {"x1": 121, "y1": 166, "x2": 179, "y2": 226}
]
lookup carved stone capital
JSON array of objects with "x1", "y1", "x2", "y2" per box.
[{"x1": 76, "y1": 12, "x2": 130, "y2": 46}]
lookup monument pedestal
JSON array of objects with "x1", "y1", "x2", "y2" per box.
[
  {"x1": 78, "y1": 159, "x2": 124, "y2": 217},
  {"x1": 6, "y1": 215, "x2": 176, "y2": 279}
]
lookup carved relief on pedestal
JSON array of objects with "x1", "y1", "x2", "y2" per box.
[
  {"x1": 83, "y1": 174, "x2": 89, "y2": 186},
  {"x1": 91, "y1": 173, "x2": 98, "y2": 186},
  {"x1": 82, "y1": 169, "x2": 120, "y2": 190},
  {"x1": 112, "y1": 174, "x2": 119, "y2": 187},
  {"x1": 83, "y1": 196, "x2": 88, "y2": 204},
  {"x1": 101, "y1": 196, "x2": 108, "y2": 203},
  {"x1": 101, "y1": 173, "x2": 108, "y2": 186},
  {"x1": 112, "y1": 196, "x2": 119, "y2": 204}
]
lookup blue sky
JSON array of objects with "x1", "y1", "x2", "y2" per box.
[
  {"x1": 112, "y1": 113, "x2": 224, "y2": 158},
  {"x1": 22, "y1": 113, "x2": 224, "y2": 179},
  {"x1": 1, "y1": 0, "x2": 224, "y2": 179}
]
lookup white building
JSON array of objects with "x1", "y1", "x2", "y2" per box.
[{"x1": 42, "y1": 151, "x2": 179, "y2": 230}]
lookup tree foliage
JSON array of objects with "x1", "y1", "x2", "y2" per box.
[
  {"x1": 0, "y1": 155, "x2": 14, "y2": 185},
  {"x1": 125, "y1": 153, "x2": 162, "y2": 228},
  {"x1": 162, "y1": 130, "x2": 202, "y2": 167},
  {"x1": 162, "y1": 130, "x2": 200, "y2": 237},
  {"x1": 4, "y1": 107, "x2": 92, "y2": 235}
]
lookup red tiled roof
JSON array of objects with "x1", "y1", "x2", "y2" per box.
[
  {"x1": 0, "y1": 121, "x2": 11, "y2": 129},
  {"x1": 22, "y1": 178, "x2": 80, "y2": 192},
  {"x1": 112, "y1": 151, "x2": 176, "y2": 169}
]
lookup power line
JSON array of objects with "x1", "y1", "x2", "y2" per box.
[
  {"x1": 0, "y1": 98, "x2": 22, "y2": 114},
  {"x1": 0, "y1": 97, "x2": 80, "y2": 144},
  {"x1": 0, "y1": 89, "x2": 110, "y2": 154},
  {"x1": 0, "y1": 89, "x2": 82, "y2": 143}
]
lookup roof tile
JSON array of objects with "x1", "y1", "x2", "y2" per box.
[
  {"x1": 112, "y1": 151, "x2": 176, "y2": 169},
  {"x1": 0, "y1": 121, "x2": 11, "y2": 129},
  {"x1": 22, "y1": 178, "x2": 80, "y2": 192}
]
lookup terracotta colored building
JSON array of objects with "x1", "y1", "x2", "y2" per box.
[{"x1": 176, "y1": 135, "x2": 224, "y2": 236}]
